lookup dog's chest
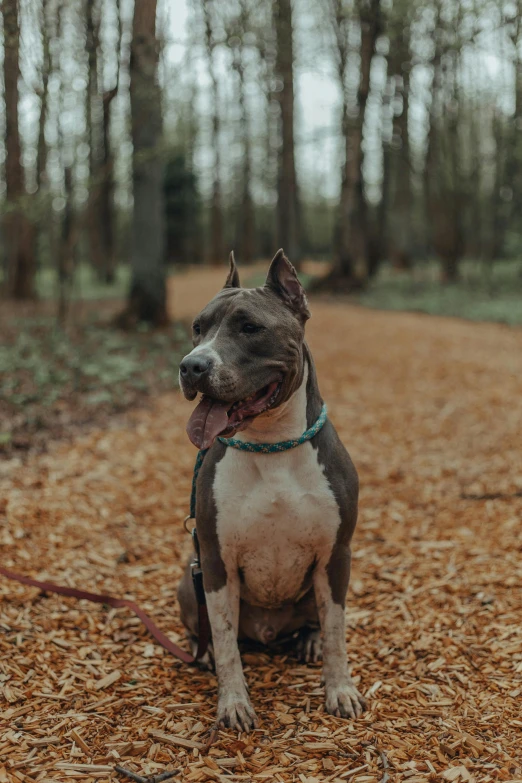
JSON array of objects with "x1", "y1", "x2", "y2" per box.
[{"x1": 213, "y1": 444, "x2": 341, "y2": 606}]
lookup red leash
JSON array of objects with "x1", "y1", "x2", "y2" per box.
[{"x1": 0, "y1": 564, "x2": 210, "y2": 665}]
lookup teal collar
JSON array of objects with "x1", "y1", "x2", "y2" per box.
[{"x1": 188, "y1": 403, "x2": 327, "y2": 519}]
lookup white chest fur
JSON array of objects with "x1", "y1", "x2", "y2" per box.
[{"x1": 212, "y1": 366, "x2": 341, "y2": 608}]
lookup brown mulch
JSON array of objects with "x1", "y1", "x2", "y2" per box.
[{"x1": 1, "y1": 269, "x2": 522, "y2": 783}]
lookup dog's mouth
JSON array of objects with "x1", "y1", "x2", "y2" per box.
[{"x1": 186, "y1": 380, "x2": 283, "y2": 449}]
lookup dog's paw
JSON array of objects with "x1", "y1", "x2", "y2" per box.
[
  {"x1": 217, "y1": 693, "x2": 258, "y2": 732},
  {"x1": 296, "y1": 628, "x2": 322, "y2": 663},
  {"x1": 325, "y1": 681, "x2": 367, "y2": 719}
]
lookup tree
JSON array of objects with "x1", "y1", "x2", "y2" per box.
[
  {"x1": 383, "y1": 5, "x2": 413, "y2": 270},
  {"x1": 120, "y1": 0, "x2": 168, "y2": 325},
  {"x1": 164, "y1": 150, "x2": 201, "y2": 264},
  {"x1": 327, "y1": 0, "x2": 356, "y2": 281},
  {"x1": 274, "y1": 0, "x2": 300, "y2": 265},
  {"x1": 2, "y1": 0, "x2": 36, "y2": 299},
  {"x1": 99, "y1": 0, "x2": 124, "y2": 283},
  {"x1": 202, "y1": 0, "x2": 224, "y2": 265},
  {"x1": 319, "y1": 0, "x2": 381, "y2": 288},
  {"x1": 85, "y1": 0, "x2": 104, "y2": 278},
  {"x1": 230, "y1": 0, "x2": 255, "y2": 263},
  {"x1": 36, "y1": 0, "x2": 52, "y2": 192},
  {"x1": 424, "y1": 1, "x2": 464, "y2": 282}
]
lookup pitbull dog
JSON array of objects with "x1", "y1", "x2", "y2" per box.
[{"x1": 177, "y1": 250, "x2": 365, "y2": 730}]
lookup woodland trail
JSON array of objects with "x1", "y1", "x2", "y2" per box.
[{"x1": 1, "y1": 269, "x2": 522, "y2": 782}]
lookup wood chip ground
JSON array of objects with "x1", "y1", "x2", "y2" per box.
[{"x1": 1, "y1": 269, "x2": 522, "y2": 782}]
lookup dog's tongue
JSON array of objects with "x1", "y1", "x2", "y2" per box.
[{"x1": 186, "y1": 397, "x2": 230, "y2": 449}]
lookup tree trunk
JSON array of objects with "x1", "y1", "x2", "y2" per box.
[
  {"x1": 85, "y1": 0, "x2": 104, "y2": 277},
  {"x1": 274, "y1": 0, "x2": 300, "y2": 265},
  {"x1": 334, "y1": 0, "x2": 380, "y2": 283},
  {"x1": 372, "y1": 52, "x2": 393, "y2": 278},
  {"x1": 233, "y1": 7, "x2": 255, "y2": 264},
  {"x1": 203, "y1": 0, "x2": 224, "y2": 265},
  {"x1": 57, "y1": 167, "x2": 75, "y2": 324},
  {"x1": 350, "y1": 0, "x2": 380, "y2": 277},
  {"x1": 36, "y1": 0, "x2": 51, "y2": 191},
  {"x1": 423, "y1": 5, "x2": 441, "y2": 263},
  {"x1": 100, "y1": 89, "x2": 118, "y2": 283},
  {"x1": 504, "y1": 1, "x2": 522, "y2": 256},
  {"x1": 387, "y1": 23, "x2": 412, "y2": 270},
  {"x1": 121, "y1": 0, "x2": 167, "y2": 325},
  {"x1": 99, "y1": 0, "x2": 123, "y2": 284},
  {"x1": 2, "y1": 0, "x2": 36, "y2": 299}
]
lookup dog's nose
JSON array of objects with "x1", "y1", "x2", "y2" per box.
[{"x1": 180, "y1": 354, "x2": 213, "y2": 381}]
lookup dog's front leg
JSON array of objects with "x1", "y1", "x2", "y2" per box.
[
  {"x1": 205, "y1": 572, "x2": 258, "y2": 731},
  {"x1": 314, "y1": 548, "x2": 366, "y2": 719}
]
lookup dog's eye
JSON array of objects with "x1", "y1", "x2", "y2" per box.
[
  {"x1": 242, "y1": 323, "x2": 263, "y2": 335},
  {"x1": 193, "y1": 322, "x2": 201, "y2": 335}
]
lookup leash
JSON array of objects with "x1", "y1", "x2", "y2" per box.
[
  {"x1": 0, "y1": 564, "x2": 204, "y2": 664},
  {"x1": 0, "y1": 404, "x2": 327, "y2": 666}
]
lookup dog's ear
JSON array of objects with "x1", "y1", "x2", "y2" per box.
[
  {"x1": 265, "y1": 249, "x2": 310, "y2": 320},
  {"x1": 224, "y1": 251, "x2": 241, "y2": 288}
]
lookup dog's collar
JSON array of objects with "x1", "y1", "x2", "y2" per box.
[{"x1": 187, "y1": 403, "x2": 327, "y2": 519}]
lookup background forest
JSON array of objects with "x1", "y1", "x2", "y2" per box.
[{"x1": 2, "y1": 0, "x2": 522, "y2": 317}]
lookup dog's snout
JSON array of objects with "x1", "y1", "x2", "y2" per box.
[{"x1": 180, "y1": 354, "x2": 213, "y2": 381}]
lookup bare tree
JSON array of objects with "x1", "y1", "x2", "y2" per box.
[
  {"x1": 119, "y1": 0, "x2": 168, "y2": 325},
  {"x1": 202, "y1": 0, "x2": 224, "y2": 265},
  {"x1": 274, "y1": 0, "x2": 300, "y2": 265},
  {"x1": 99, "y1": 0, "x2": 124, "y2": 283},
  {"x1": 85, "y1": 0, "x2": 104, "y2": 277},
  {"x1": 230, "y1": 0, "x2": 255, "y2": 263},
  {"x1": 2, "y1": 0, "x2": 36, "y2": 299},
  {"x1": 384, "y1": 7, "x2": 413, "y2": 270},
  {"x1": 321, "y1": 0, "x2": 381, "y2": 287},
  {"x1": 36, "y1": 0, "x2": 52, "y2": 191},
  {"x1": 424, "y1": 2, "x2": 464, "y2": 282}
]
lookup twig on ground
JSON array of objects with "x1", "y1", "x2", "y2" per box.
[
  {"x1": 461, "y1": 490, "x2": 522, "y2": 500},
  {"x1": 114, "y1": 766, "x2": 180, "y2": 783},
  {"x1": 114, "y1": 767, "x2": 145, "y2": 783},
  {"x1": 147, "y1": 772, "x2": 181, "y2": 783},
  {"x1": 378, "y1": 749, "x2": 390, "y2": 783},
  {"x1": 203, "y1": 726, "x2": 220, "y2": 750}
]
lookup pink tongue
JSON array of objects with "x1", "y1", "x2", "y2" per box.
[{"x1": 186, "y1": 397, "x2": 230, "y2": 449}]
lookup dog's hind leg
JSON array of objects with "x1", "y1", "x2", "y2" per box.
[
  {"x1": 291, "y1": 591, "x2": 322, "y2": 662},
  {"x1": 295, "y1": 627, "x2": 322, "y2": 663}
]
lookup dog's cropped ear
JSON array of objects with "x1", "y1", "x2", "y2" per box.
[
  {"x1": 265, "y1": 249, "x2": 310, "y2": 321},
  {"x1": 224, "y1": 251, "x2": 241, "y2": 288}
]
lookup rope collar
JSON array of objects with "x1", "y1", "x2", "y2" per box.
[{"x1": 188, "y1": 402, "x2": 327, "y2": 519}]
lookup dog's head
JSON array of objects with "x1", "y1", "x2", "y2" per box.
[{"x1": 180, "y1": 249, "x2": 310, "y2": 449}]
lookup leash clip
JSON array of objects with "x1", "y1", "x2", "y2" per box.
[{"x1": 190, "y1": 528, "x2": 206, "y2": 606}]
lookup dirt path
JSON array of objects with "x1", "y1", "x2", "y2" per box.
[{"x1": 2, "y1": 272, "x2": 522, "y2": 782}]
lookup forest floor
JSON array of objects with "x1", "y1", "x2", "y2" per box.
[{"x1": 1, "y1": 267, "x2": 522, "y2": 783}]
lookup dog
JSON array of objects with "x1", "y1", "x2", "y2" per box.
[{"x1": 177, "y1": 250, "x2": 366, "y2": 730}]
